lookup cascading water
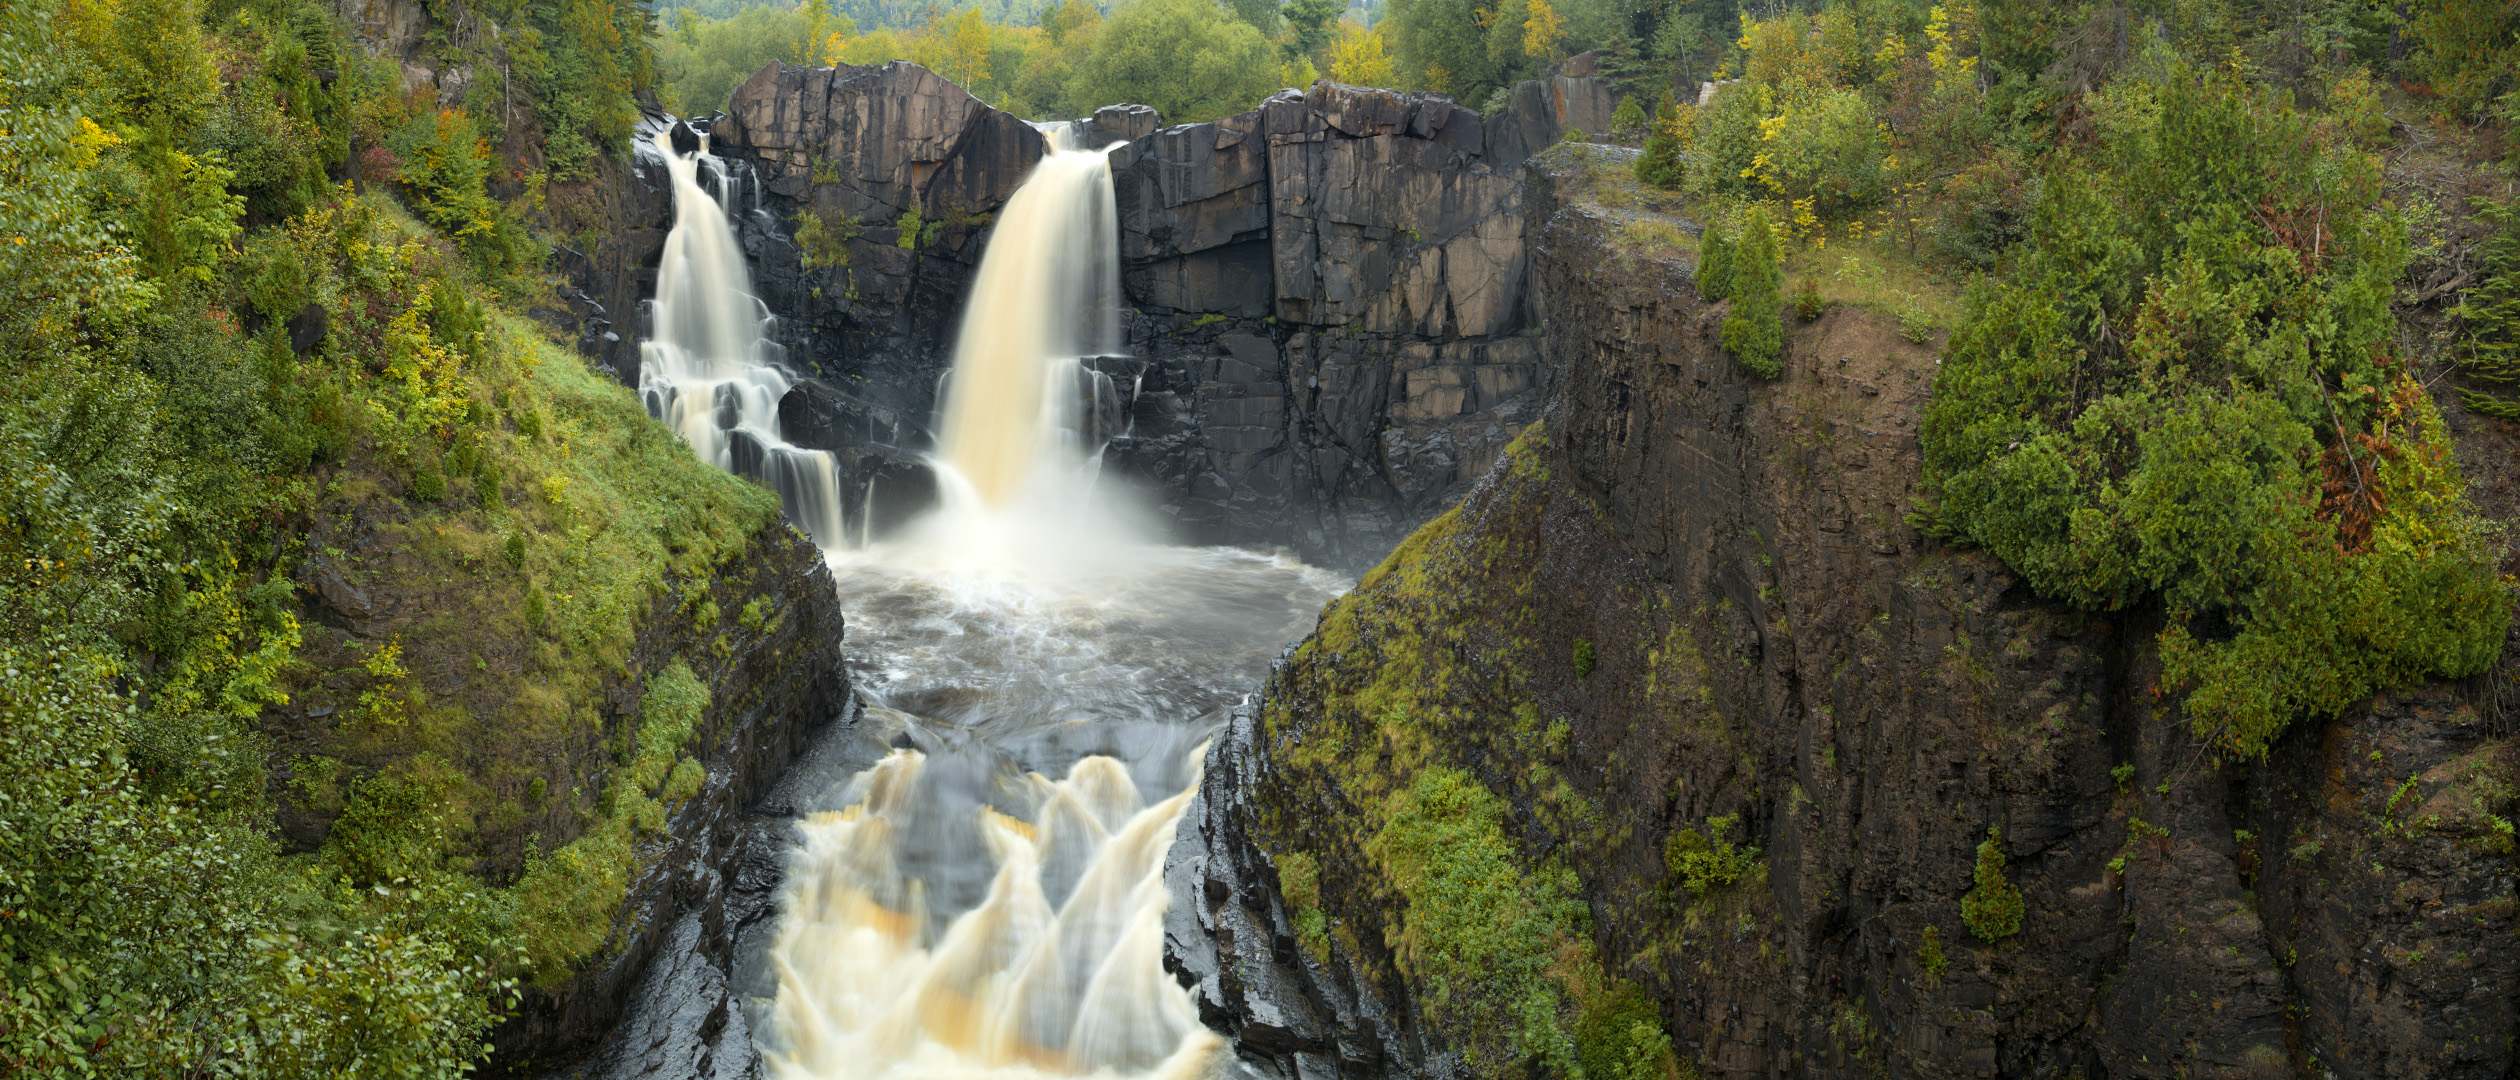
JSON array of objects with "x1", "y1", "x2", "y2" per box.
[
  {"x1": 644, "y1": 127, "x2": 848, "y2": 547},
  {"x1": 756, "y1": 126, "x2": 1346, "y2": 1080}
]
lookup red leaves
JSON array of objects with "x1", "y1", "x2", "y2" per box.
[{"x1": 2313, "y1": 376, "x2": 2426, "y2": 554}]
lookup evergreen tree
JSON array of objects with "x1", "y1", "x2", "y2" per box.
[
  {"x1": 1960, "y1": 827, "x2": 2023, "y2": 942},
  {"x1": 1720, "y1": 206, "x2": 1783, "y2": 378},
  {"x1": 1693, "y1": 221, "x2": 1731, "y2": 300},
  {"x1": 2456, "y1": 197, "x2": 2520, "y2": 419},
  {"x1": 1609, "y1": 93, "x2": 1646, "y2": 134}
]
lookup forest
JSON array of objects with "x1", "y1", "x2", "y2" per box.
[{"x1": 0, "y1": 0, "x2": 2516, "y2": 1072}]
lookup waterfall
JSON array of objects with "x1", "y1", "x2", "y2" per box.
[
  {"x1": 642, "y1": 127, "x2": 847, "y2": 548},
  {"x1": 751, "y1": 121, "x2": 1327, "y2": 1080},
  {"x1": 919, "y1": 126, "x2": 1128, "y2": 547}
]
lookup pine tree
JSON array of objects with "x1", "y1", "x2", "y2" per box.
[
  {"x1": 2456, "y1": 197, "x2": 2520, "y2": 419},
  {"x1": 1961, "y1": 826, "x2": 2024, "y2": 942},
  {"x1": 1720, "y1": 206, "x2": 1783, "y2": 378},
  {"x1": 1635, "y1": 93, "x2": 1691, "y2": 189},
  {"x1": 1610, "y1": 93, "x2": 1647, "y2": 135},
  {"x1": 1694, "y1": 221, "x2": 1732, "y2": 301}
]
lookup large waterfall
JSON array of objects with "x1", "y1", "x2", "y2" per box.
[
  {"x1": 753, "y1": 127, "x2": 1346, "y2": 1080},
  {"x1": 643, "y1": 127, "x2": 847, "y2": 547},
  {"x1": 932, "y1": 125, "x2": 1123, "y2": 510}
]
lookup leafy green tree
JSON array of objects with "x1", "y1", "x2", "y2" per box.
[
  {"x1": 1224, "y1": 0, "x2": 1277, "y2": 34},
  {"x1": 2406, "y1": 0, "x2": 2519, "y2": 121},
  {"x1": 1920, "y1": 66, "x2": 2508, "y2": 758},
  {"x1": 662, "y1": 4, "x2": 817, "y2": 115},
  {"x1": 1721, "y1": 206, "x2": 1783, "y2": 378},
  {"x1": 1070, "y1": 0, "x2": 1281, "y2": 122}
]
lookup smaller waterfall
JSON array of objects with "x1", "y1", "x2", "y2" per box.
[{"x1": 642, "y1": 127, "x2": 847, "y2": 548}]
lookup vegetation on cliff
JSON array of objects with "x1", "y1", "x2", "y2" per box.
[
  {"x1": 1587, "y1": 1, "x2": 2520, "y2": 759},
  {"x1": 1255, "y1": 427, "x2": 1746, "y2": 1080},
  {"x1": 0, "y1": 0, "x2": 796, "y2": 1071},
  {"x1": 1917, "y1": 64, "x2": 2507, "y2": 759}
]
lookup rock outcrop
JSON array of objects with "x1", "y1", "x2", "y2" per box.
[
  {"x1": 1162, "y1": 154, "x2": 2520, "y2": 1080},
  {"x1": 490, "y1": 529, "x2": 849, "y2": 1075},
  {"x1": 682, "y1": 64, "x2": 1622, "y2": 570}
]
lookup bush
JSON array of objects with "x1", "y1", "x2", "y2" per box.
[
  {"x1": 1665, "y1": 813, "x2": 1760, "y2": 895},
  {"x1": 1794, "y1": 275, "x2": 1823, "y2": 320},
  {"x1": 1960, "y1": 827, "x2": 2021, "y2": 942},
  {"x1": 1720, "y1": 206, "x2": 1783, "y2": 378},
  {"x1": 1573, "y1": 983, "x2": 1671, "y2": 1080},
  {"x1": 1917, "y1": 924, "x2": 1949, "y2": 983}
]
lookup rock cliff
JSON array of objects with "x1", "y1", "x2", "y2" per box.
[
  {"x1": 489, "y1": 528, "x2": 848, "y2": 1074},
  {"x1": 630, "y1": 64, "x2": 1625, "y2": 569},
  {"x1": 1162, "y1": 153, "x2": 2520, "y2": 1080}
]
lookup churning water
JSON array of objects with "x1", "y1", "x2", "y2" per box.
[{"x1": 693, "y1": 126, "x2": 1348, "y2": 1078}]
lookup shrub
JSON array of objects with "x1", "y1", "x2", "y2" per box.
[
  {"x1": 1794, "y1": 275, "x2": 1823, "y2": 320},
  {"x1": 1573, "y1": 983, "x2": 1671, "y2": 1080},
  {"x1": 1720, "y1": 206, "x2": 1783, "y2": 378},
  {"x1": 1366, "y1": 766, "x2": 1590, "y2": 1076},
  {"x1": 1917, "y1": 924, "x2": 1949, "y2": 983},
  {"x1": 1665, "y1": 813, "x2": 1760, "y2": 896},
  {"x1": 1274, "y1": 848, "x2": 1331, "y2": 962},
  {"x1": 1960, "y1": 827, "x2": 2022, "y2": 942}
]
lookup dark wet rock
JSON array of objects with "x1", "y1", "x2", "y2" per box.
[
  {"x1": 676, "y1": 65, "x2": 1606, "y2": 570},
  {"x1": 669, "y1": 118, "x2": 701, "y2": 157},
  {"x1": 540, "y1": 693, "x2": 903, "y2": 1080},
  {"x1": 287, "y1": 301, "x2": 328, "y2": 354},
  {"x1": 1167, "y1": 704, "x2": 1434, "y2": 1080}
]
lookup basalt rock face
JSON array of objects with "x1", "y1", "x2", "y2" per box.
[
  {"x1": 492, "y1": 528, "x2": 848, "y2": 1076},
  {"x1": 1165, "y1": 159, "x2": 2520, "y2": 1080},
  {"x1": 539, "y1": 110, "x2": 682, "y2": 380},
  {"x1": 690, "y1": 65, "x2": 1619, "y2": 569}
]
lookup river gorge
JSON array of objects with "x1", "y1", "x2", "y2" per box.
[{"x1": 521, "y1": 59, "x2": 2520, "y2": 1080}]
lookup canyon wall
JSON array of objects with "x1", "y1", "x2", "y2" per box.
[
  {"x1": 488, "y1": 527, "x2": 849, "y2": 1074},
  {"x1": 1162, "y1": 157, "x2": 2520, "y2": 1080},
  {"x1": 572, "y1": 63, "x2": 1624, "y2": 569}
]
